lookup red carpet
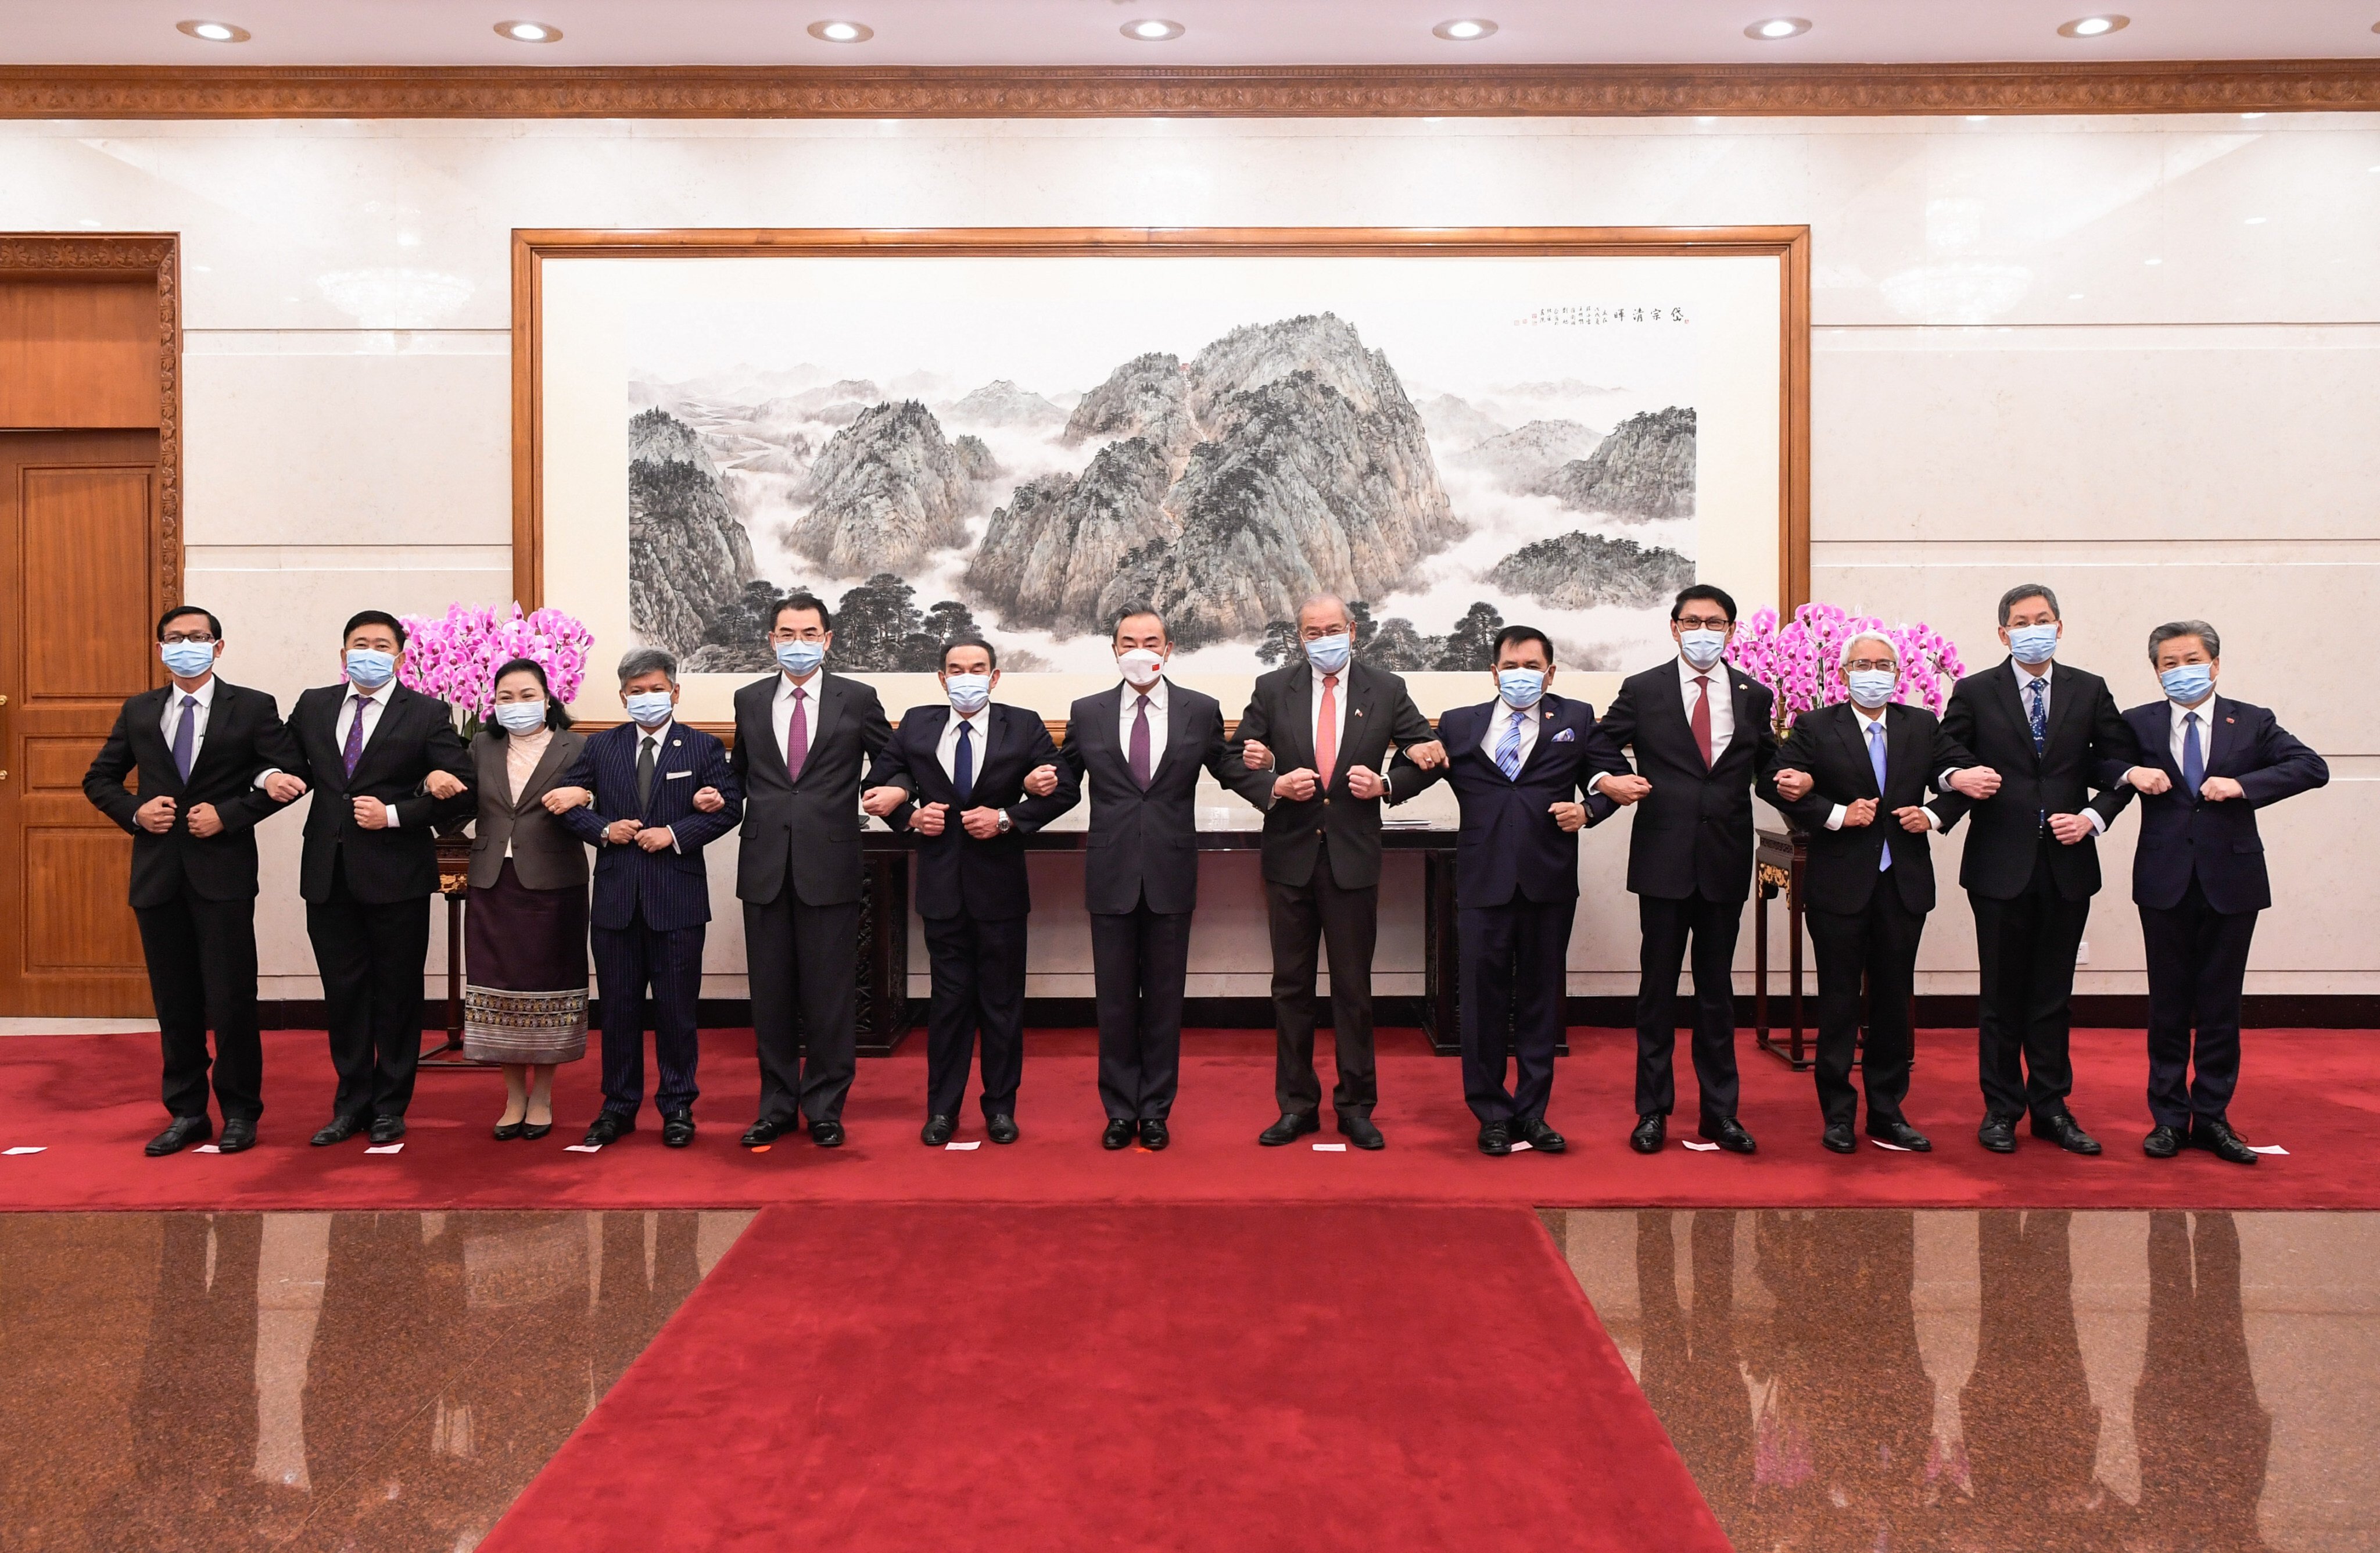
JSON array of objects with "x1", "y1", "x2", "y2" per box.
[
  {"x1": 5, "y1": 1024, "x2": 2375, "y2": 1211},
  {"x1": 474, "y1": 1203, "x2": 1726, "y2": 1553}
]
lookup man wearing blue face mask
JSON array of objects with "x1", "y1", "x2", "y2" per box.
[
  {"x1": 2101, "y1": 620, "x2": 2326, "y2": 1165},
  {"x1": 1933, "y1": 583, "x2": 2139, "y2": 1158},
  {"x1": 861, "y1": 638, "x2": 1077, "y2": 1146},
  {"x1": 261, "y1": 609, "x2": 473, "y2": 1147}
]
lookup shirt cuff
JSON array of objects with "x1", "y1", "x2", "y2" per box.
[
  {"x1": 2087, "y1": 810, "x2": 2107, "y2": 836},
  {"x1": 1938, "y1": 768, "x2": 1961, "y2": 790},
  {"x1": 1825, "y1": 804, "x2": 1846, "y2": 832},
  {"x1": 668, "y1": 827, "x2": 680, "y2": 853},
  {"x1": 385, "y1": 806, "x2": 400, "y2": 829},
  {"x1": 254, "y1": 768, "x2": 280, "y2": 789},
  {"x1": 1587, "y1": 772, "x2": 1610, "y2": 796}
]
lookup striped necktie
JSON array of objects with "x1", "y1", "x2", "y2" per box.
[{"x1": 1494, "y1": 709, "x2": 1525, "y2": 780}]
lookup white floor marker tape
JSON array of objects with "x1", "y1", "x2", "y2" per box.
[
  {"x1": 1870, "y1": 1138, "x2": 1914, "y2": 1153},
  {"x1": 945, "y1": 1140, "x2": 981, "y2": 1151},
  {"x1": 2248, "y1": 1143, "x2": 2289, "y2": 1155},
  {"x1": 1508, "y1": 1140, "x2": 1533, "y2": 1152},
  {"x1": 193, "y1": 1144, "x2": 223, "y2": 1154},
  {"x1": 1681, "y1": 1140, "x2": 1722, "y2": 1152},
  {"x1": 1313, "y1": 1142, "x2": 1346, "y2": 1152},
  {"x1": 563, "y1": 1143, "x2": 603, "y2": 1153},
  {"x1": 3, "y1": 1146, "x2": 45, "y2": 1155},
  {"x1": 364, "y1": 1143, "x2": 404, "y2": 1154}
]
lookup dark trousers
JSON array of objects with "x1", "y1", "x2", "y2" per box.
[
  {"x1": 1090, "y1": 897, "x2": 1192, "y2": 1121},
  {"x1": 304, "y1": 854, "x2": 432, "y2": 1121},
  {"x1": 1458, "y1": 894, "x2": 1575, "y2": 1124},
  {"x1": 1634, "y1": 892, "x2": 1744, "y2": 1121},
  {"x1": 744, "y1": 890, "x2": 860, "y2": 1124},
  {"x1": 922, "y1": 911, "x2": 1028, "y2": 1119},
  {"x1": 135, "y1": 889, "x2": 263, "y2": 1122},
  {"x1": 591, "y1": 914, "x2": 705, "y2": 1118},
  {"x1": 1266, "y1": 865, "x2": 1379, "y2": 1119},
  {"x1": 1970, "y1": 839, "x2": 2091, "y2": 1123},
  {"x1": 2139, "y1": 876, "x2": 2257, "y2": 1128},
  {"x1": 1806, "y1": 885, "x2": 1924, "y2": 1129}
]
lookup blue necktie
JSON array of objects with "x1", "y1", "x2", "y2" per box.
[
  {"x1": 1868, "y1": 718, "x2": 1892, "y2": 872},
  {"x1": 2181, "y1": 710, "x2": 2203, "y2": 797},
  {"x1": 1494, "y1": 710, "x2": 1525, "y2": 780},
  {"x1": 172, "y1": 693, "x2": 198, "y2": 782},
  {"x1": 954, "y1": 718, "x2": 975, "y2": 806}
]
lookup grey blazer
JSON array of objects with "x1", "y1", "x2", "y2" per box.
[{"x1": 467, "y1": 728, "x2": 592, "y2": 892}]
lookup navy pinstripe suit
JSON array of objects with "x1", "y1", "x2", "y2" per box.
[{"x1": 560, "y1": 720, "x2": 741, "y2": 1119}]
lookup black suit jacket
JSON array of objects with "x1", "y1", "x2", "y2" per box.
[
  {"x1": 1933, "y1": 658, "x2": 2137, "y2": 901},
  {"x1": 560, "y1": 721, "x2": 742, "y2": 932},
  {"x1": 83, "y1": 679, "x2": 293, "y2": 907},
  {"x1": 729, "y1": 671, "x2": 893, "y2": 908},
  {"x1": 268, "y1": 683, "x2": 474, "y2": 904},
  {"x1": 2100, "y1": 696, "x2": 2327, "y2": 914},
  {"x1": 1056, "y1": 681, "x2": 1260, "y2": 915},
  {"x1": 1415, "y1": 693, "x2": 1624, "y2": 908},
  {"x1": 1758, "y1": 701, "x2": 1973, "y2": 916},
  {"x1": 1591, "y1": 659, "x2": 1782, "y2": 903},
  {"x1": 1229, "y1": 660, "x2": 1436, "y2": 890},
  {"x1": 866, "y1": 703, "x2": 1080, "y2": 921}
]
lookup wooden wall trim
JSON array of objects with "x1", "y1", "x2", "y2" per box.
[
  {"x1": 0, "y1": 233, "x2": 180, "y2": 622},
  {"x1": 3, "y1": 59, "x2": 2378, "y2": 121}
]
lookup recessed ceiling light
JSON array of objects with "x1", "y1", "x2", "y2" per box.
[
  {"x1": 807, "y1": 19, "x2": 873, "y2": 43},
  {"x1": 494, "y1": 19, "x2": 561, "y2": 42},
  {"x1": 175, "y1": 19, "x2": 250, "y2": 42},
  {"x1": 2056, "y1": 15, "x2": 2129, "y2": 38},
  {"x1": 1744, "y1": 17, "x2": 1810, "y2": 40},
  {"x1": 1432, "y1": 18, "x2": 1499, "y2": 41},
  {"x1": 1122, "y1": 18, "x2": 1184, "y2": 41}
]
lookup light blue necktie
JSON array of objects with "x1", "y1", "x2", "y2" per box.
[
  {"x1": 2181, "y1": 710, "x2": 2204, "y2": 797},
  {"x1": 953, "y1": 718, "x2": 975, "y2": 806},
  {"x1": 1494, "y1": 709, "x2": 1525, "y2": 781},
  {"x1": 1868, "y1": 718, "x2": 1892, "y2": 872}
]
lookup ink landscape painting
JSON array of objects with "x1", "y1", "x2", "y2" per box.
[{"x1": 620, "y1": 255, "x2": 1702, "y2": 678}]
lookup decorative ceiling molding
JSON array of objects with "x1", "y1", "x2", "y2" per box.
[{"x1": 0, "y1": 59, "x2": 2377, "y2": 119}]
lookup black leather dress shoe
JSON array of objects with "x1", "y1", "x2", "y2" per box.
[
  {"x1": 493, "y1": 1118, "x2": 525, "y2": 1142},
  {"x1": 1868, "y1": 1118, "x2": 1932, "y2": 1153},
  {"x1": 739, "y1": 1117, "x2": 788, "y2": 1148},
  {"x1": 921, "y1": 1114, "x2": 956, "y2": 1147},
  {"x1": 218, "y1": 1117, "x2": 256, "y2": 1154},
  {"x1": 521, "y1": 1119, "x2": 552, "y2": 1141},
  {"x1": 986, "y1": 1114, "x2": 1019, "y2": 1145},
  {"x1": 2191, "y1": 1117, "x2": 2259, "y2": 1166},
  {"x1": 809, "y1": 1118, "x2": 845, "y2": 1147},
  {"x1": 1822, "y1": 1122, "x2": 1858, "y2": 1154},
  {"x1": 1102, "y1": 1118, "x2": 1136, "y2": 1150},
  {"x1": 2142, "y1": 1123, "x2": 2185, "y2": 1158},
  {"x1": 1260, "y1": 1112, "x2": 1320, "y2": 1147},
  {"x1": 1338, "y1": 1113, "x2": 1386, "y2": 1151},
  {"x1": 1138, "y1": 1119, "x2": 1169, "y2": 1151},
  {"x1": 662, "y1": 1110, "x2": 695, "y2": 1148},
  {"x1": 1629, "y1": 1114, "x2": 1666, "y2": 1154},
  {"x1": 1517, "y1": 1117, "x2": 1566, "y2": 1154},
  {"x1": 146, "y1": 1115, "x2": 211, "y2": 1157},
  {"x1": 368, "y1": 1115, "x2": 407, "y2": 1146},
  {"x1": 1478, "y1": 1120, "x2": 1512, "y2": 1157},
  {"x1": 2031, "y1": 1111, "x2": 2102, "y2": 1155},
  {"x1": 585, "y1": 1112, "x2": 635, "y2": 1147},
  {"x1": 1698, "y1": 1117, "x2": 1757, "y2": 1155},
  {"x1": 1977, "y1": 1116, "x2": 2017, "y2": 1154},
  {"x1": 311, "y1": 1114, "x2": 364, "y2": 1147}
]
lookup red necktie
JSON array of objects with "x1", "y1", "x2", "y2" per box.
[
  {"x1": 1691, "y1": 676, "x2": 1714, "y2": 768},
  {"x1": 1314, "y1": 674, "x2": 1339, "y2": 789}
]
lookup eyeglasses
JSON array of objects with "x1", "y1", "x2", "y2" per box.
[
  {"x1": 1676, "y1": 616, "x2": 1733, "y2": 632},
  {"x1": 1844, "y1": 658, "x2": 1898, "y2": 673},
  {"x1": 160, "y1": 631, "x2": 217, "y2": 644},
  {"x1": 766, "y1": 627, "x2": 826, "y2": 642}
]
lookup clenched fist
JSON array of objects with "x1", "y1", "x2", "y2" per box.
[
  {"x1": 1403, "y1": 740, "x2": 1448, "y2": 770},
  {"x1": 422, "y1": 770, "x2": 467, "y2": 801},
  {"x1": 2048, "y1": 812, "x2": 2095, "y2": 845},
  {"x1": 352, "y1": 796, "x2": 393, "y2": 830},
  {"x1": 2200, "y1": 776, "x2": 2245, "y2": 803},
  {"x1": 1242, "y1": 739, "x2": 1273, "y2": 771},
  {"x1": 1948, "y1": 767, "x2": 2002, "y2": 800},
  {"x1": 861, "y1": 785, "x2": 907, "y2": 818},
  {"x1": 1024, "y1": 764, "x2": 1059, "y2": 797},
  {"x1": 136, "y1": 795, "x2": 178, "y2": 833},
  {"x1": 909, "y1": 801, "x2": 949, "y2": 837},
  {"x1": 1549, "y1": 801, "x2": 1587, "y2": 833},
  {"x1": 1773, "y1": 769, "x2": 1814, "y2": 802},
  {"x1": 185, "y1": 802, "x2": 224, "y2": 839},
  {"x1": 2127, "y1": 766, "x2": 2172, "y2": 796},
  {"x1": 1841, "y1": 797, "x2": 1879, "y2": 829},
  {"x1": 960, "y1": 807, "x2": 1003, "y2": 839},
  {"x1": 1599, "y1": 774, "x2": 1651, "y2": 806},
  {"x1": 1345, "y1": 765, "x2": 1386, "y2": 800},
  {"x1": 1273, "y1": 768, "x2": 1318, "y2": 802},
  {"x1": 542, "y1": 785, "x2": 592, "y2": 815},
  {"x1": 604, "y1": 818, "x2": 643, "y2": 846},
  {"x1": 692, "y1": 785, "x2": 726, "y2": 813},
  {"x1": 635, "y1": 825, "x2": 676, "y2": 853},
  {"x1": 264, "y1": 772, "x2": 307, "y2": 803},
  {"x1": 1892, "y1": 805, "x2": 1934, "y2": 833}
]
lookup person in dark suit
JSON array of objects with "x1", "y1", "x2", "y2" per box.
[
  {"x1": 1759, "y1": 629, "x2": 1981, "y2": 1154},
  {"x1": 1417, "y1": 625, "x2": 1630, "y2": 1155},
  {"x1": 1058, "y1": 609, "x2": 1270, "y2": 1150},
  {"x1": 560, "y1": 647, "x2": 742, "y2": 1150},
  {"x1": 1933, "y1": 583, "x2": 2138, "y2": 1157},
  {"x1": 2102, "y1": 620, "x2": 2326, "y2": 1164},
  {"x1": 1588, "y1": 585, "x2": 1782, "y2": 1157},
  {"x1": 730, "y1": 593, "x2": 892, "y2": 1149},
  {"x1": 261, "y1": 609, "x2": 473, "y2": 1147},
  {"x1": 83, "y1": 604, "x2": 295, "y2": 1156},
  {"x1": 1230, "y1": 595, "x2": 1445, "y2": 1150},
  {"x1": 861, "y1": 638, "x2": 1077, "y2": 1146}
]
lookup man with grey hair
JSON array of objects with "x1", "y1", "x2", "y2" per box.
[
  {"x1": 2101, "y1": 618, "x2": 2326, "y2": 1164},
  {"x1": 558, "y1": 646, "x2": 741, "y2": 1148}
]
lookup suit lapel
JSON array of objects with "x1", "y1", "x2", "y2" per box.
[
  {"x1": 2201, "y1": 696, "x2": 2236, "y2": 775},
  {"x1": 1340, "y1": 669, "x2": 1377, "y2": 775},
  {"x1": 1515, "y1": 695, "x2": 1566, "y2": 778},
  {"x1": 1654, "y1": 663, "x2": 1703, "y2": 767},
  {"x1": 515, "y1": 731, "x2": 572, "y2": 813},
  {"x1": 1834, "y1": 705, "x2": 1880, "y2": 799},
  {"x1": 746, "y1": 680, "x2": 787, "y2": 781},
  {"x1": 916, "y1": 706, "x2": 956, "y2": 800},
  {"x1": 2044, "y1": 666, "x2": 2086, "y2": 758},
  {"x1": 1991, "y1": 661, "x2": 2040, "y2": 767},
  {"x1": 177, "y1": 682, "x2": 229, "y2": 789},
  {"x1": 1154, "y1": 683, "x2": 1195, "y2": 781},
  {"x1": 1727, "y1": 672, "x2": 1757, "y2": 767},
  {"x1": 1287, "y1": 670, "x2": 1316, "y2": 773},
  {"x1": 347, "y1": 686, "x2": 411, "y2": 785},
  {"x1": 1884, "y1": 702, "x2": 1918, "y2": 795},
  {"x1": 795, "y1": 677, "x2": 843, "y2": 789}
]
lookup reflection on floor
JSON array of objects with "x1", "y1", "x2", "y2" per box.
[
  {"x1": 1, "y1": 1210, "x2": 752, "y2": 1552},
  {"x1": 1546, "y1": 1208, "x2": 2380, "y2": 1553}
]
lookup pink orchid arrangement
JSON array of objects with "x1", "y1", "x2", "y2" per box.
[
  {"x1": 1727, "y1": 602, "x2": 1967, "y2": 733},
  {"x1": 396, "y1": 602, "x2": 594, "y2": 729}
]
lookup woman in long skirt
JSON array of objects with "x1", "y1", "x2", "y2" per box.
[{"x1": 463, "y1": 659, "x2": 592, "y2": 1138}]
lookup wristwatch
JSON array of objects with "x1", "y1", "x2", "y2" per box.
[{"x1": 997, "y1": 810, "x2": 1015, "y2": 835}]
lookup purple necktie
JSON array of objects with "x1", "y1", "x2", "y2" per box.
[
  {"x1": 172, "y1": 694, "x2": 198, "y2": 782},
  {"x1": 342, "y1": 694, "x2": 368, "y2": 779},
  {"x1": 785, "y1": 688, "x2": 809, "y2": 785},
  {"x1": 1128, "y1": 694, "x2": 1152, "y2": 790}
]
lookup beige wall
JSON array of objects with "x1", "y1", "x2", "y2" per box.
[{"x1": 3, "y1": 113, "x2": 2372, "y2": 1002}]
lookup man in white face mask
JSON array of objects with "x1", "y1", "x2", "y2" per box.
[
  {"x1": 861, "y1": 638, "x2": 1077, "y2": 1146},
  {"x1": 1762, "y1": 630, "x2": 1979, "y2": 1155},
  {"x1": 1058, "y1": 610, "x2": 1271, "y2": 1150}
]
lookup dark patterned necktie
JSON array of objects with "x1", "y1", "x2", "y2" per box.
[{"x1": 342, "y1": 695, "x2": 368, "y2": 778}]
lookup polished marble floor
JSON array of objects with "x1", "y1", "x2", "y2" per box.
[
  {"x1": 1549, "y1": 1208, "x2": 2380, "y2": 1553},
  {"x1": 2, "y1": 1210, "x2": 751, "y2": 1551}
]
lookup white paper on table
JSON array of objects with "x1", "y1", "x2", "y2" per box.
[
  {"x1": 563, "y1": 1143, "x2": 603, "y2": 1153},
  {"x1": 1870, "y1": 1138, "x2": 1914, "y2": 1153},
  {"x1": 364, "y1": 1143, "x2": 404, "y2": 1154},
  {"x1": 945, "y1": 1140, "x2": 981, "y2": 1151},
  {"x1": 3, "y1": 1146, "x2": 45, "y2": 1155},
  {"x1": 1312, "y1": 1142, "x2": 1347, "y2": 1152},
  {"x1": 2248, "y1": 1143, "x2": 2289, "y2": 1155},
  {"x1": 1508, "y1": 1140, "x2": 1534, "y2": 1152},
  {"x1": 1681, "y1": 1140, "x2": 1722, "y2": 1153},
  {"x1": 193, "y1": 1144, "x2": 223, "y2": 1154}
]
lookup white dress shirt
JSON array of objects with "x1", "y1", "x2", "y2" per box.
[
  {"x1": 1481, "y1": 699, "x2": 1542, "y2": 772},
  {"x1": 2010, "y1": 659, "x2": 2106, "y2": 833},
  {"x1": 160, "y1": 675, "x2": 216, "y2": 766},
  {"x1": 1825, "y1": 702, "x2": 1940, "y2": 832},
  {"x1": 1119, "y1": 676, "x2": 1169, "y2": 775},
  {"x1": 772, "y1": 672, "x2": 821, "y2": 771},
  {"x1": 338, "y1": 679, "x2": 402, "y2": 827}
]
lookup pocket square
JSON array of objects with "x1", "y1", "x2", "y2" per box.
[
  {"x1": 1553, "y1": 728, "x2": 1578, "y2": 743},
  {"x1": 665, "y1": 770, "x2": 691, "y2": 779}
]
